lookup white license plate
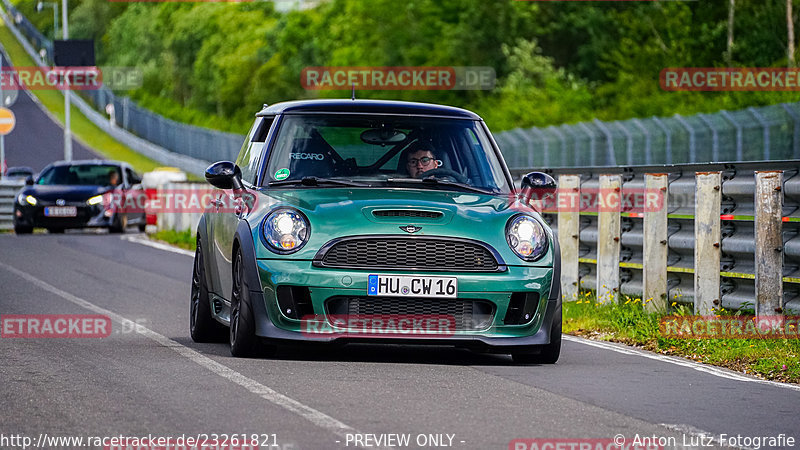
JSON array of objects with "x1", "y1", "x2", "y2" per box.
[
  {"x1": 367, "y1": 275, "x2": 457, "y2": 298},
  {"x1": 44, "y1": 206, "x2": 77, "y2": 217}
]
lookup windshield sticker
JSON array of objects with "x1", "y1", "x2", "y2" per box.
[
  {"x1": 290, "y1": 153, "x2": 325, "y2": 160},
  {"x1": 274, "y1": 168, "x2": 290, "y2": 180}
]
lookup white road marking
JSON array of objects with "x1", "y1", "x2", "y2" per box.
[
  {"x1": 122, "y1": 234, "x2": 195, "y2": 257},
  {"x1": 0, "y1": 261, "x2": 391, "y2": 450},
  {"x1": 564, "y1": 335, "x2": 800, "y2": 392}
]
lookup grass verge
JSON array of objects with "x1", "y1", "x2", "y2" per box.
[
  {"x1": 0, "y1": 19, "x2": 161, "y2": 174},
  {"x1": 150, "y1": 228, "x2": 195, "y2": 251},
  {"x1": 564, "y1": 292, "x2": 800, "y2": 384}
]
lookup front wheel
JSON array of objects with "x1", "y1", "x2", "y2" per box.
[
  {"x1": 14, "y1": 225, "x2": 33, "y2": 234},
  {"x1": 512, "y1": 306, "x2": 562, "y2": 364},
  {"x1": 190, "y1": 238, "x2": 226, "y2": 342},
  {"x1": 109, "y1": 214, "x2": 127, "y2": 234}
]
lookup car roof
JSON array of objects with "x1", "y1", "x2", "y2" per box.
[
  {"x1": 256, "y1": 99, "x2": 482, "y2": 120},
  {"x1": 48, "y1": 160, "x2": 126, "y2": 168}
]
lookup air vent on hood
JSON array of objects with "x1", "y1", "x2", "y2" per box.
[{"x1": 372, "y1": 209, "x2": 443, "y2": 219}]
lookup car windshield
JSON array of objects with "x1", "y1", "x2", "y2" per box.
[
  {"x1": 264, "y1": 114, "x2": 509, "y2": 194},
  {"x1": 36, "y1": 164, "x2": 122, "y2": 186}
]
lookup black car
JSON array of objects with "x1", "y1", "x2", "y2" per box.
[{"x1": 13, "y1": 160, "x2": 147, "y2": 234}]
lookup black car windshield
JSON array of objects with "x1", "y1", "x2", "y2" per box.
[
  {"x1": 264, "y1": 114, "x2": 509, "y2": 194},
  {"x1": 37, "y1": 164, "x2": 122, "y2": 186}
]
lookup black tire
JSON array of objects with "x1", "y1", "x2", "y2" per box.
[
  {"x1": 109, "y1": 214, "x2": 126, "y2": 234},
  {"x1": 47, "y1": 227, "x2": 65, "y2": 234},
  {"x1": 190, "y1": 238, "x2": 226, "y2": 342},
  {"x1": 138, "y1": 223, "x2": 146, "y2": 232},
  {"x1": 229, "y1": 248, "x2": 274, "y2": 358},
  {"x1": 14, "y1": 225, "x2": 33, "y2": 234},
  {"x1": 512, "y1": 306, "x2": 562, "y2": 365}
]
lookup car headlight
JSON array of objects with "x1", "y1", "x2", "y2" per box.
[
  {"x1": 262, "y1": 208, "x2": 309, "y2": 254},
  {"x1": 18, "y1": 194, "x2": 37, "y2": 206},
  {"x1": 87, "y1": 195, "x2": 103, "y2": 206},
  {"x1": 506, "y1": 214, "x2": 548, "y2": 261}
]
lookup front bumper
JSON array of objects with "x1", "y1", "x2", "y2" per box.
[
  {"x1": 248, "y1": 260, "x2": 559, "y2": 352},
  {"x1": 14, "y1": 203, "x2": 117, "y2": 229}
]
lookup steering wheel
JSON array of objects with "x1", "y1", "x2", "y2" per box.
[{"x1": 416, "y1": 168, "x2": 468, "y2": 184}]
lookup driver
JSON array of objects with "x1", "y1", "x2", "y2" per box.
[
  {"x1": 108, "y1": 170, "x2": 120, "y2": 187},
  {"x1": 406, "y1": 148, "x2": 440, "y2": 178}
]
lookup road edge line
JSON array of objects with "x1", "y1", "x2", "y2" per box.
[
  {"x1": 564, "y1": 335, "x2": 800, "y2": 392},
  {"x1": 0, "y1": 261, "x2": 393, "y2": 450},
  {"x1": 122, "y1": 234, "x2": 195, "y2": 257}
]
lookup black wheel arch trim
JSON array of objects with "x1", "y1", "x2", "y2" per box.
[
  {"x1": 234, "y1": 219, "x2": 273, "y2": 337},
  {"x1": 195, "y1": 215, "x2": 215, "y2": 294}
]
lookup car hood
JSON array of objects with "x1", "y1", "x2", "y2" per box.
[
  {"x1": 22, "y1": 185, "x2": 111, "y2": 202},
  {"x1": 248, "y1": 187, "x2": 554, "y2": 267}
]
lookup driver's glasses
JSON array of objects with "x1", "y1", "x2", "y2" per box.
[{"x1": 408, "y1": 157, "x2": 435, "y2": 166}]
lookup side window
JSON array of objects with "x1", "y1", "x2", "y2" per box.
[
  {"x1": 237, "y1": 117, "x2": 273, "y2": 184},
  {"x1": 125, "y1": 168, "x2": 142, "y2": 185}
]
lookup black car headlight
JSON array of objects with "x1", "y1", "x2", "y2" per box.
[
  {"x1": 262, "y1": 208, "x2": 309, "y2": 254},
  {"x1": 506, "y1": 214, "x2": 548, "y2": 261}
]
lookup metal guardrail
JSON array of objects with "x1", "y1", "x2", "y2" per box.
[
  {"x1": 497, "y1": 103, "x2": 800, "y2": 169},
  {"x1": 0, "y1": 180, "x2": 24, "y2": 231},
  {"x1": 512, "y1": 161, "x2": 800, "y2": 315}
]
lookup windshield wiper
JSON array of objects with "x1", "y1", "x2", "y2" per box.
[
  {"x1": 268, "y1": 176, "x2": 369, "y2": 187},
  {"x1": 385, "y1": 177, "x2": 497, "y2": 195}
]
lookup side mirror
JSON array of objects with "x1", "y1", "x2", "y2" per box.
[
  {"x1": 521, "y1": 172, "x2": 557, "y2": 190},
  {"x1": 25, "y1": 175, "x2": 34, "y2": 185},
  {"x1": 205, "y1": 161, "x2": 243, "y2": 191},
  {"x1": 519, "y1": 171, "x2": 557, "y2": 207}
]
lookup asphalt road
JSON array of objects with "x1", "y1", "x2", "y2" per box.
[{"x1": 0, "y1": 233, "x2": 798, "y2": 450}]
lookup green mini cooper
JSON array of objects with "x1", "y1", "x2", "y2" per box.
[{"x1": 190, "y1": 99, "x2": 562, "y2": 363}]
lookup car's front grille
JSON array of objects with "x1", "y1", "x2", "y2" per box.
[
  {"x1": 372, "y1": 209, "x2": 443, "y2": 219},
  {"x1": 315, "y1": 237, "x2": 501, "y2": 271},
  {"x1": 326, "y1": 296, "x2": 495, "y2": 331}
]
